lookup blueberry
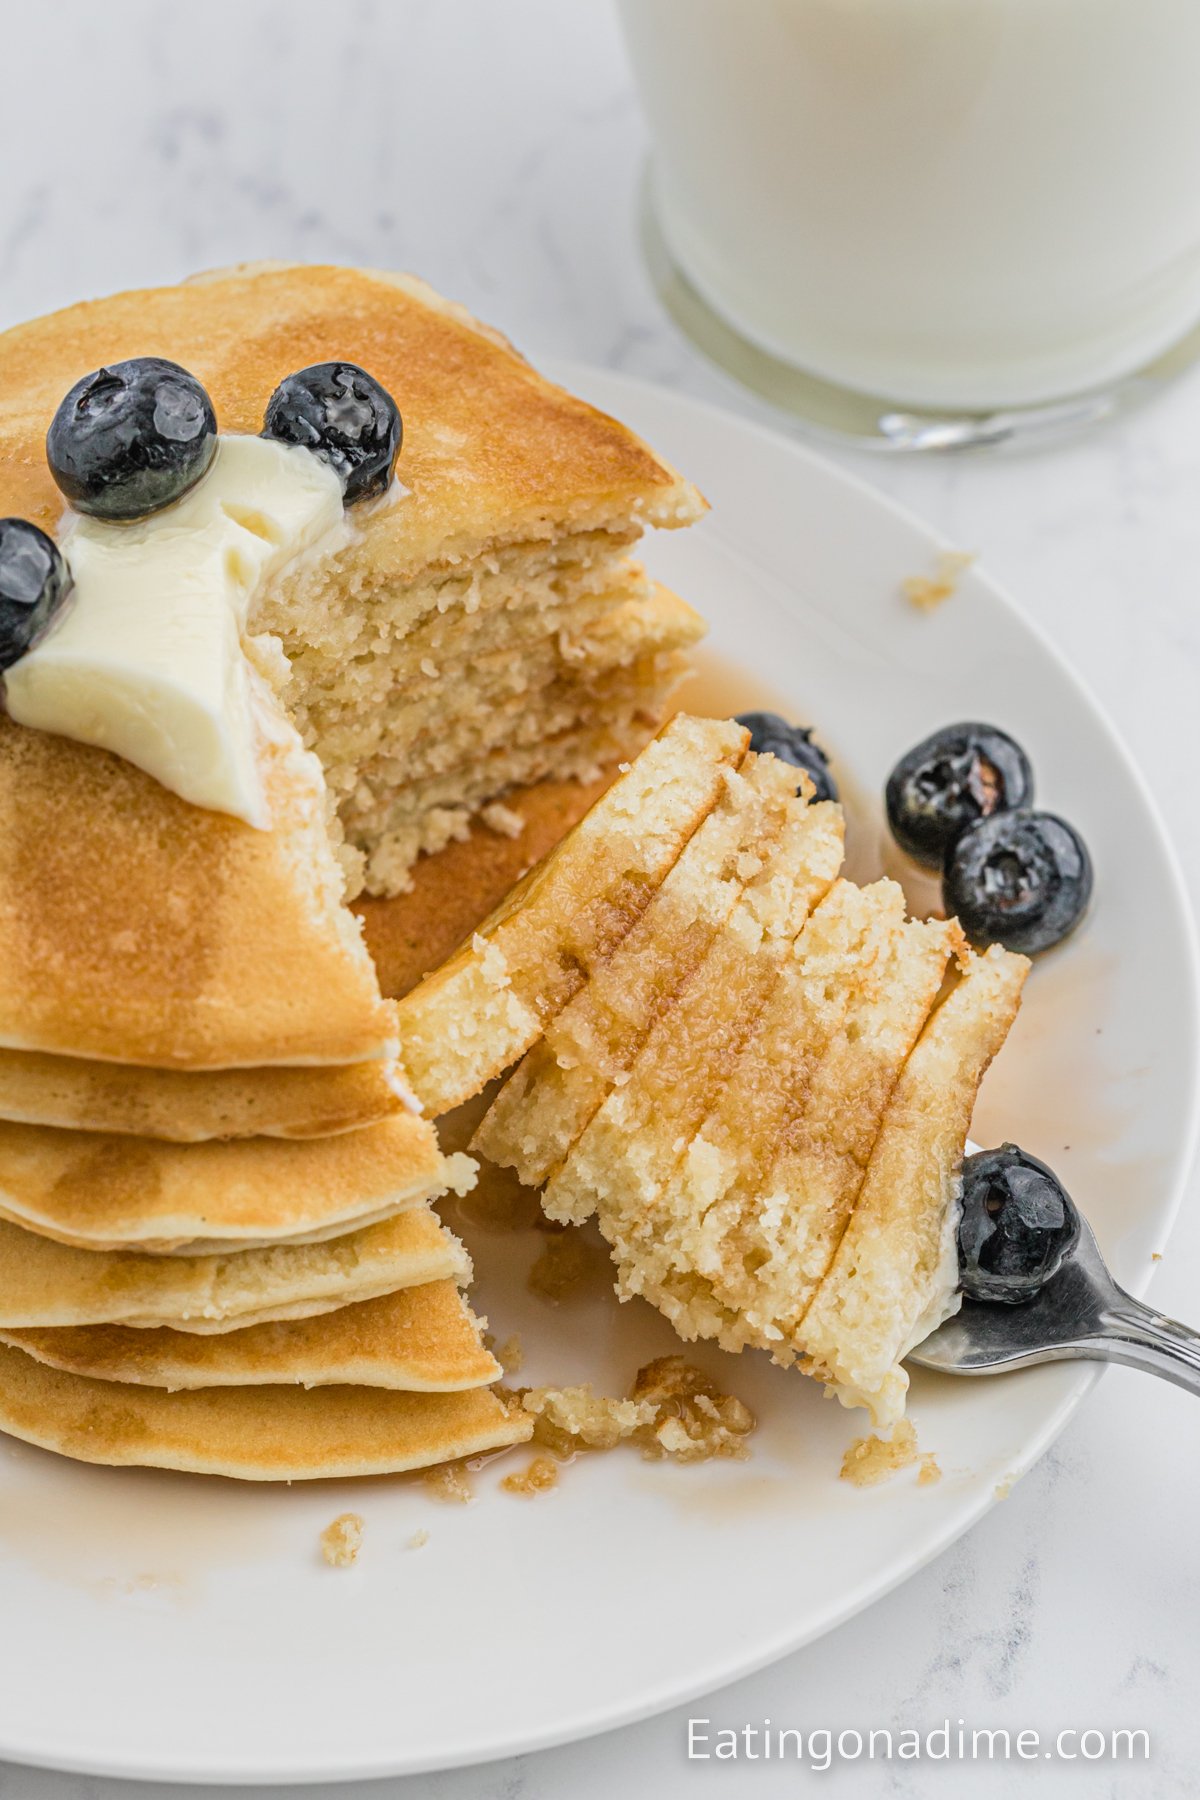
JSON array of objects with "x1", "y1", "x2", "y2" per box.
[
  {"x1": 944, "y1": 808, "x2": 1092, "y2": 955},
  {"x1": 46, "y1": 358, "x2": 217, "y2": 521},
  {"x1": 958, "y1": 1143, "x2": 1079, "y2": 1304},
  {"x1": 885, "y1": 722, "x2": 1033, "y2": 869},
  {"x1": 0, "y1": 519, "x2": 72, "y2": 671},
  {"x1": 737, "y1": 710, "x2": 838, "y2": 802},
  {"x1": 261, "y1": 363, "x2": 402, "y2": 504}
]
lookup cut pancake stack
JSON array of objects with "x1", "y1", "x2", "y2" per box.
[
  {"x1": 461, "y1": 723, "x2": 1030, "y2": 1428},
  {"x1": 0, "y1": 262, "x2": 708, "y2": 903},
  {"x1": 0, "y1": 721, "x2": 530, "y2": 1478},
  {"x1": 0, "y1": 264, "x2": 728, "y2": 1479},
  {"x1": 0, "y1": 714, "x2": 748, "y2": 1477}
]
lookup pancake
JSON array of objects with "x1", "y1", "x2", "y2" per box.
[
  {"x1": 0, "y1": 1205, "x2": 467, "y2": 1333},
  {"x1": 690, "y1": 911, "x2": 962, "y2": 1345},
  {"x1": 473, "y1": 752, "x2": 832, "y2": 1184},
  {"x1": 541, "y1": 785, "x2": 844, "y2": 1227},
  {"x1": 0, "y1": 1044, "x2": 407, "y2": 1142},
  {"x1": 0, "y1": 1112, "x2": 468, "y2": 1254},
  {"x1": 1, "y1": 1281, "x2": 500, "y2": 1392},
  {"x1": 0, "y1": 1342, "x2": 530, "y2": 1480},
  {"x1": 0, "y1": 262, "x2": 706, "y2": 907},
  {"x1": 0, "y1": 714, "x2": 397, "y2": 1069},
  {"x1": 396, "y1": 714, "x2": 749, "y2": 1115},
  {"x1": 0, "y1": 262, "x2": 701, "y2": 586},
  {"x1": 800, "y1": 945, "x2": 1029, "y2": 1424}
]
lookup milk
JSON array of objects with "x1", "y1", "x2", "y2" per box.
[{"x1": 618, "y1": 0, "x2": 1200, "y2": 408}]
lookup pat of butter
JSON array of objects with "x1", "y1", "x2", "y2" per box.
[{"x1": 4, "y1": 436, "x2": 346, "y2": 827}]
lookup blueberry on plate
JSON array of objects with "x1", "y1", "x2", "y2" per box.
[
  {"x1": 885, "y1": 722, "x2": 1033, "y2": 869},
  {"x1": 958, "y1": 1143, "x2": 1079, "y2": 1304},
  {"x1": 261, "y1": 363, "x2": 402, "y2": 504},
  {"x1": 0, "y1": 519, "x2": 72, "y2": 671},
  {"x1": 46, "y1": 358, "x2": 217, "y2": 521},
  {"x1": 944, "y1": 808, "x2": 1092, "y2": 956},
  {"x1": 736, "y1": 710, "x2": 838, "y2": 802}
]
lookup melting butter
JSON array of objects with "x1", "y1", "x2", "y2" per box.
[{"x1": 4, "y1": 436, "x2": 346, "y2": 826}]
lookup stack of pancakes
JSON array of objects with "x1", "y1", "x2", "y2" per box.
[
  {"x1": 0, "y1": 266, "x2": 725, "y2": 1480},
  {"x1": 0, "y1": 721, "x2": 531, "y2": 1479},
  {"x1": 0, "y1": 262, "x2": 707, "y2": 902}
]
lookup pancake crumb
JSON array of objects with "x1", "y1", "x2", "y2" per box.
[
  {"x1": 501, "y1": 1454, "x2": 560, "y2": 1497},
  {"x1": 840, "y1": 1418, "x2": 928, "y2": 1487},
  {"x1": 320, "y1": 1512, "x2": 364, "y2": 1567},
  {"x1": 422, "y1": 1459, "x2": 473, "y2": 1503},
  {"x1": 901, "y1": 549, "x2": 975, "y2": 613},
  {"x1": 495, "y1": 1333, "x2": 524, "y2": 1375},
  {"x1": 407, "y1": 1528, "x2": 430, "y2": 1549},
  {"x1": 480, "y1": 801, "x2": 526, "y2": 840},
  {"x1": 521, "y1": 1356, "x2": 755, "y2": 1465},
  {"x1": 917, "y1": 1453, "x2": 942, "y2": 1486}
]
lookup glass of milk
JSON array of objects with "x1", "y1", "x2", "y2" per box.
[{"x1": 617, "y1": 0, "x2": 1200, "y2": 428}]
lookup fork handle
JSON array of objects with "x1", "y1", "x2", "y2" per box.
[{"x1": 1081, "y1": 1292, "x2": 1200, "y2": 1398}]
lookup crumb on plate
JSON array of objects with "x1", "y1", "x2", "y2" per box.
[
  {"x1": 500, "y1": 1454, "x2": 561, "y2": 1497},
  {"x1": 840, "y1": 1418, "x2": 939, "y2": 1488},
  {"x1": 520, "y1": 1355, "x2": 755, "y2": 1467},
  {"x1": 901, "y1": 549, "x2": 976, "y2": 613},
  {"x1": 422, "y1": 1460, "x2": 474, "y2": 1504},
  {"x1": 320, "y1": 1512, "x2": 364, "y2": 1567}
]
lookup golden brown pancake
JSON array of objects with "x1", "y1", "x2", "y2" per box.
[
  {"x1": 800, "y1": 945, "x2": 1029, "y2": 1423},
  {"x1": 0, "y1": 1281, "x2": 500, "y2": 1392},
  {"x1": 0, "y1": 1341, "x2": 530, "y2": 1479},
  {"x1": 0, "y1": 1044, "x2": 406, "y2": 1142},
  {"x1": 0, "y1": 1112, "x2": 465, "y2": 1253},
  {"x1": 0, "y1": 263, "x2": 700, "y2": 554},
  {"x1": 0, "y1": 716, "x2": 396, "y2": 1069},
  {"x1": 0, "y1": 1205, "x2": 467, "y2": 1332}
]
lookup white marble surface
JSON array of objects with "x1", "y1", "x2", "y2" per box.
[{"x1": 3, "y1": 2, "x2": 1199, "y2": 1794}]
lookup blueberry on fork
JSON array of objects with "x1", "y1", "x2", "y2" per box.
[{"x1": 957, "y1": 1143, "x2": 1080, "y2": 1304}]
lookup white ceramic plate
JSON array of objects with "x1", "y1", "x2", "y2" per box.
[{"x1": 1, "y1": 367, "x2": 1195, "y2": 1785}]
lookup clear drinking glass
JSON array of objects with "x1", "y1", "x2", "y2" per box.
[{"x1": 618, "y1": 0, "x2": 1200, "y2": 446}]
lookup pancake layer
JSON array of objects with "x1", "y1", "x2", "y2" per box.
[
  {"x1": 1, "y1": 1281, "x2": 499, "y2": 1392},
  {"x1": 0, "y1": 1342, "x2": 530, "y2": 1480}
]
